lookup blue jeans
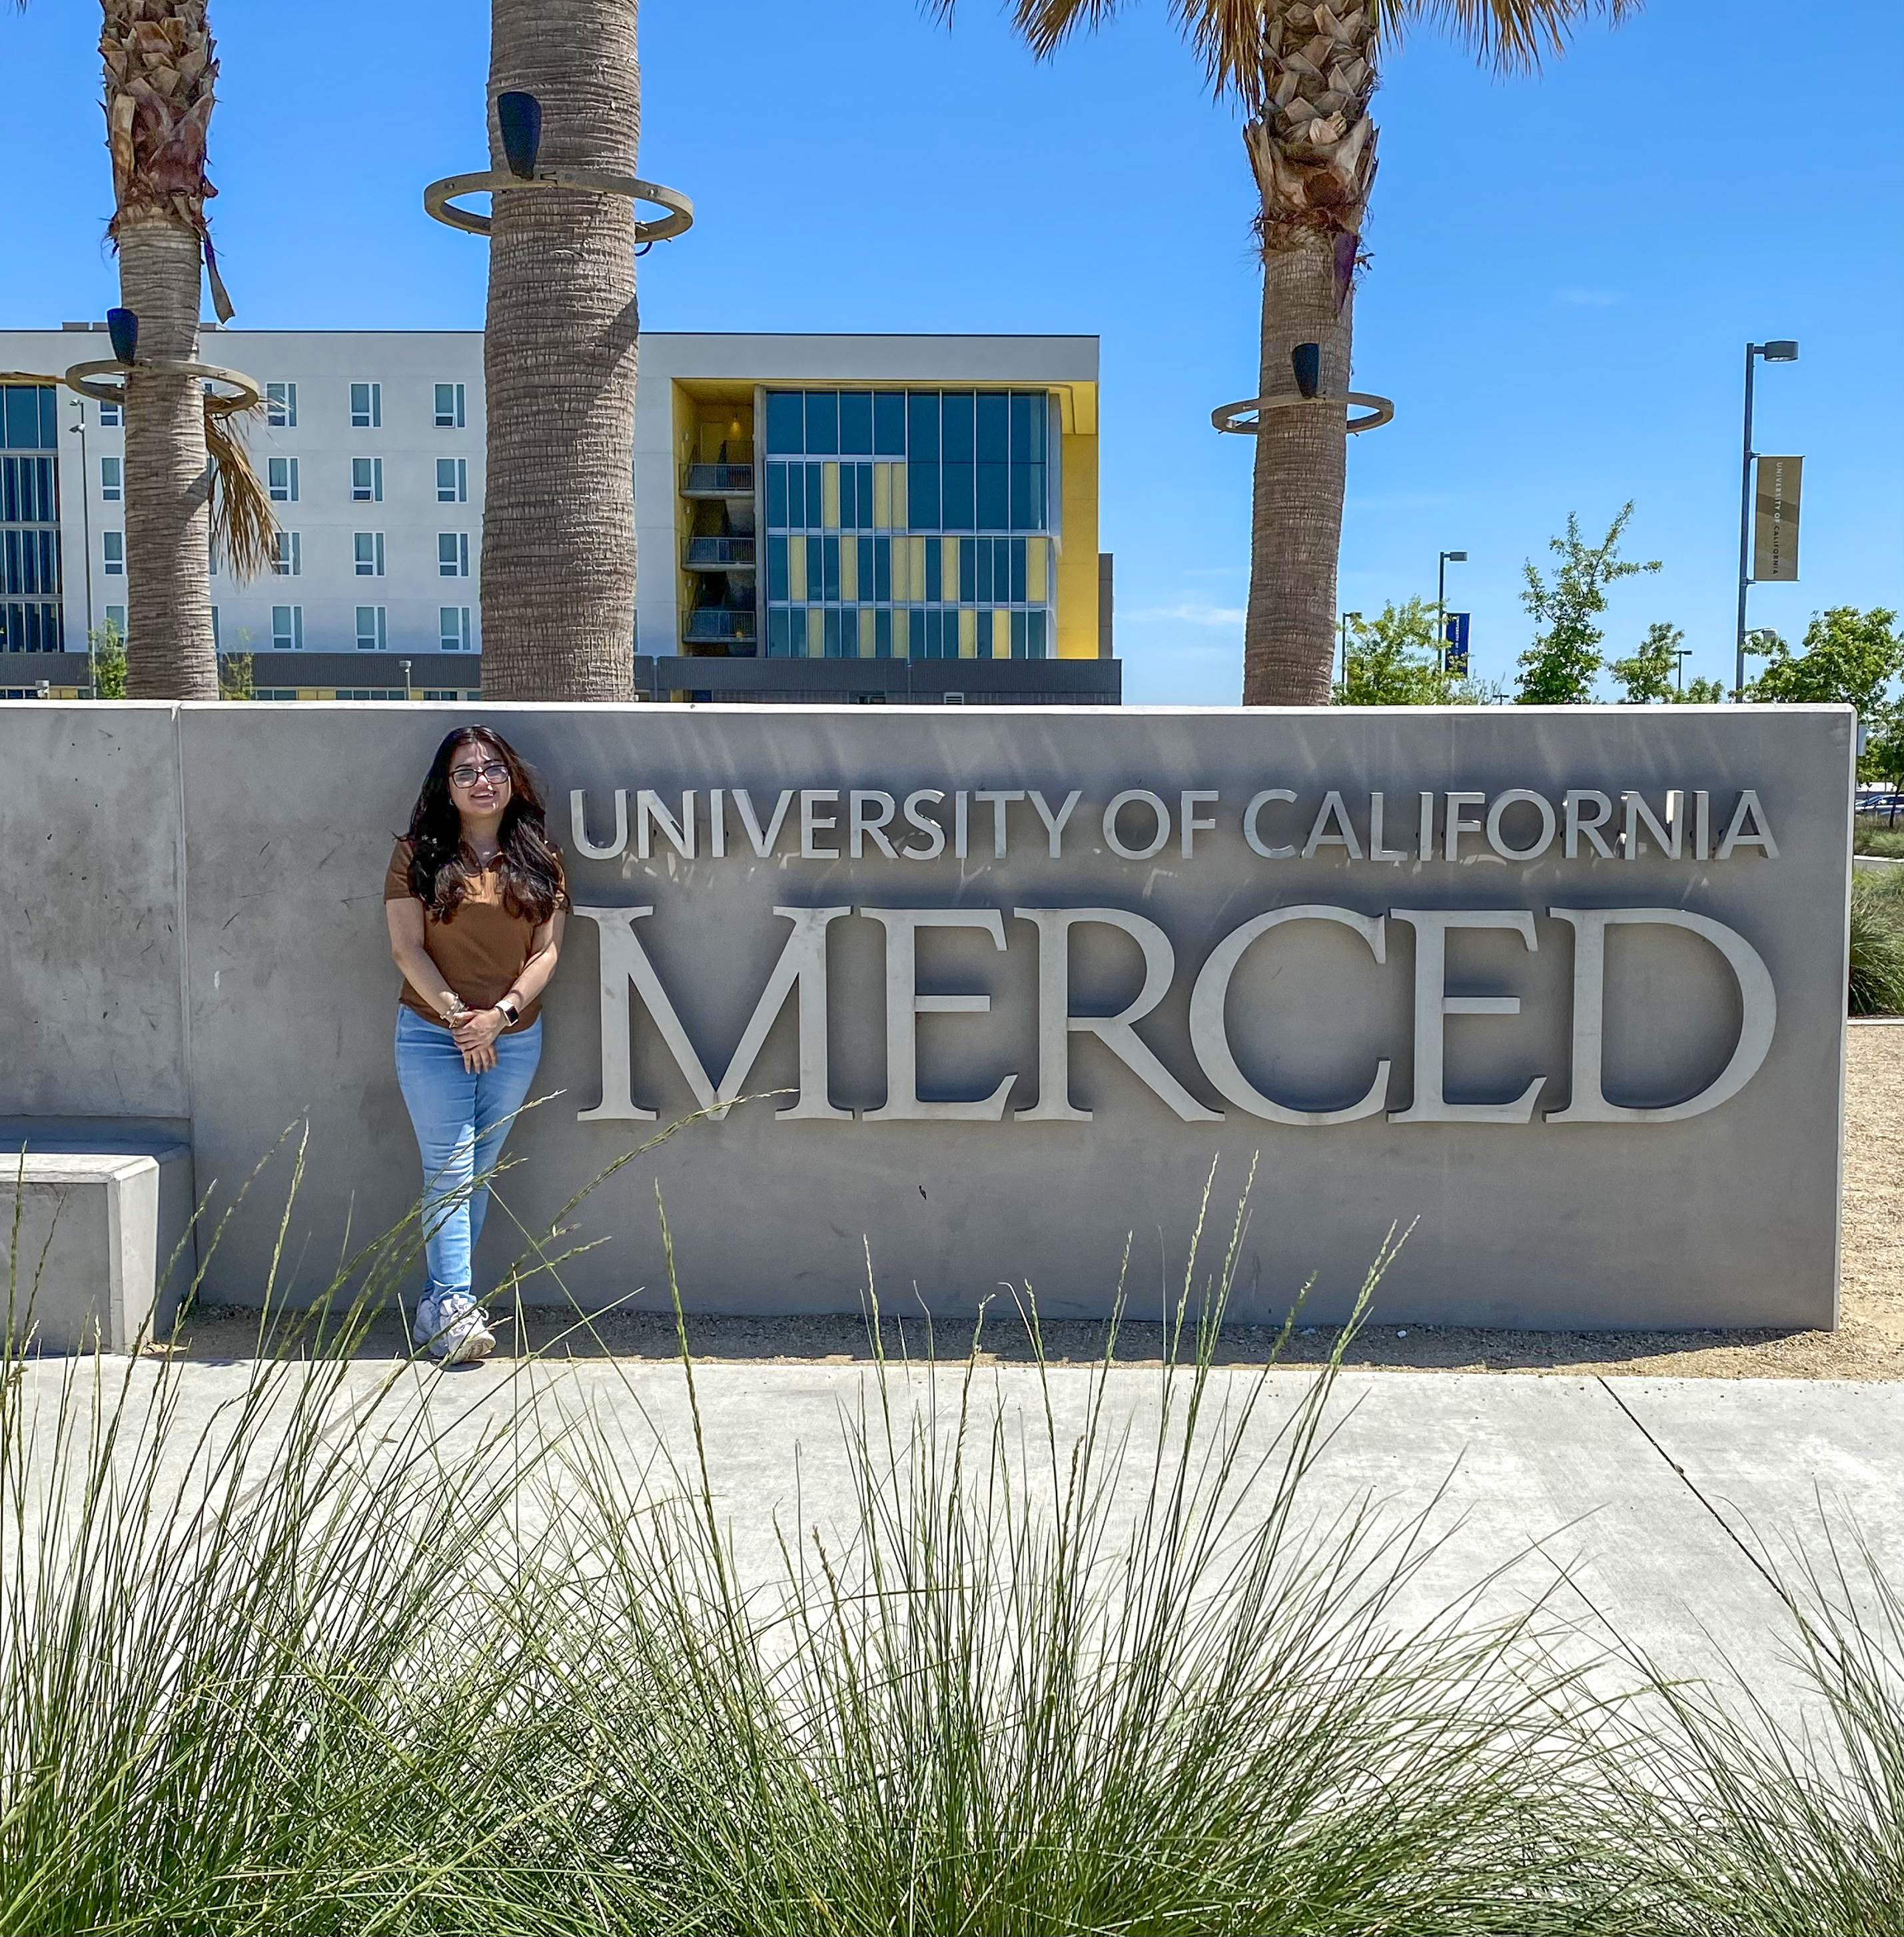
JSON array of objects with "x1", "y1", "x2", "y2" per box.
[{"x1": 394, "y1": 1007, "x2": 542, "y2": 1299}]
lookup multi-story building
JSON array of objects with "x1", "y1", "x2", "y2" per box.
[{"x1": 0, "y1": 328, "x2": 1118, "y2": 704}]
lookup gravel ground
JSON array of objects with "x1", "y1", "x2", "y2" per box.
[{"x1": 175, "y1": 1025, "x2": 1904, "y2": 1378}]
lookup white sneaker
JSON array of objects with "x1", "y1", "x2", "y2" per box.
[{"x1": 414, "y1": 1291, "x2": 495, "y2": 1365}]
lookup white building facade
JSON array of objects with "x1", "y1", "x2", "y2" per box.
[{"x1": 0, "y1": 328, "x2": 1117, "y2": 705}]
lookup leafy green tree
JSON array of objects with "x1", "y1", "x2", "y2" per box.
[
  {"x1": 217, "y1": 650, "x2": 254, "y2": 701},
  {"x1": 1679, "y1": 676, "x2": 1726, "y2": 704},
  {"x1": 1745, "y1": 606, "x2": 1904, "y2": 715},
  {"x1": 1608, "y1": 620, "x2": 1682, "y2": 704},
  {"x1": 88, "y1": 618, "x2": 128, "y2": 700},
  {"x1": 1514, "y1": 503, "x2": 1661, "y2": 704},
  {"x1": 1334, "y1": 599, "x2": 1480, "y2": 705}
]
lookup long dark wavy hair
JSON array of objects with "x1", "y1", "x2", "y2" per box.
[{"x1": 402, "y1": 726, "x2": 565, "y2": 924}]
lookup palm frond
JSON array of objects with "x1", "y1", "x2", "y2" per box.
[
  {"x1": 1380, "y1": 0, "x2": 1643, "y2": 73},
  {"x1": 205, "y1": 400, "x2": 276, "y2": 583}
]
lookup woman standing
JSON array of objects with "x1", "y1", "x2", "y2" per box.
[{"x1": 384, "y1": 726, "x2": 567, "y2": 1363}]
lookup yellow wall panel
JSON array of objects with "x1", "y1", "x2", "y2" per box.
[
  {"x1": 822, "y1": 463, "x2": 841, "y2": 530},
  {"x1": 840, "y1": 534, "x2": 857, "y2": 602},
  {"x1": 958, "y1": 609, "x2": 977, "y2": 659},
  {"x1": 991, "y1": 609, "x2": 1010, "y2": 660},
  {"x1": 891, "y1": 462, "x2": 907, "y2": 527},
  {"x1": 1026, "y1": 536, "x2": 1049, "y2": 604},
  {"x1": 873, "y1": 463, "x2": 892, "y2": 530},
  {"x1": 1055, "y1": 428, "x2": 1099, "y2": 659},
  {"x1": 859, "y1": 608, "x2": 877, "y2": 658},
  {"x1": 787, "y1": 534, "x2": 807, "y2": 602}
]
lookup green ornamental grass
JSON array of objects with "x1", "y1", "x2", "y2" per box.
[{"x1": 1, "y1": 1136, "x2": 1900, "y2": 1935}]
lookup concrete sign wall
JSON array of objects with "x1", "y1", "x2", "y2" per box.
[{"x1": 1, "y1": 702, "x2": 1852, "y2": 1329}]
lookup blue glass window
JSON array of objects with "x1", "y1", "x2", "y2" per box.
[
  {"x1": 976, "y1": 392, "x2": 1007, "y2": 463},
  {"x1": 874, "y1": 392, "x2": 906, "y2": 455},
  {"x1": 907, "y1": 392, "x2": 940, "y2": 460},
  {"x1": 976, "y1": 459, "x2": 1008, "y2": 530},
  {"x1": 873, "y1": 534, "x2": 891, "y2": 601},
  {"x1": 839, "y1": 391, "x2": 872, "y2": 456},
  {"x1": 767, "y1": 534, "x2": 788, "y2": 602},
  {"x1": 766, "y1": 463, "x2": 787, "y2": 528},
  {"x1": 875, "y1": 608, "x2": 893, "y2": 658},
  {"x1": 821, "y1": 534, "x2": 839, "y2": 602},
  {"x1": 3, "y1": 386, "x2": 55, "y2": 451},
  {"x1": 804, "y1": 391, "x2": 838, "y2": 456},
  {"x1": 924, "y1": 537, "x2": 941, "y2": 604},
  {"x1": 960, "y1": 539, "x2": 977, "y2": 604},
  {"x1": 942, "y1": 460, "x2": 974, "y2": 532},
  {"x1": 908, "y1": 456, "x2": 940, "y2": 530},
  {"x1": 909, "y1": 609, "x2": 926, "y2": 658},
  {"x1": 839, "y1": 463, "x2": 856, "y2": 531},
  {"x1": 765, "y1": 392, "x2": 803, "y2": 454},
  {"x1": 1010, "y1": 537, "x2": 1027, "y2": 602}
]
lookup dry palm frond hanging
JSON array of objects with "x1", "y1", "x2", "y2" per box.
[{"x1": 204, "y1": 398, "x2": 274, "y2": 582}]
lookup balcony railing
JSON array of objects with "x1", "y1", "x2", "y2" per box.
[
  {"x1": 682, "y1": 608, "x2": 757, "y2": 645},
  {"x1": 684, "y1": 536, "x2": 755, "y2": 569},
  {"x1": 682, "y1": 463, "x2": 753, "y2": 496}
]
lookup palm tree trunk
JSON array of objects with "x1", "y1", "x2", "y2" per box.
[
  {"x1": 1240, "y1": 232, "x2": 1352, "y2": 706},
  {"x1": 100, "y1": 0, "x2": 222, "y2": 700},
  {"x1": 118, "y1": 214, "x2": 217, "y2": 700},
  {"x1": 480, "y1": 0, "x2": 639, "y2": 702}
]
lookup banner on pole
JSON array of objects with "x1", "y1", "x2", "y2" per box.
[
  {"x1": 1753, "y1": 455, "x2": 1802, "y2": 582},
  {"x1": 1442, "y1": 612, "x2": 1470, "y2": 676}
]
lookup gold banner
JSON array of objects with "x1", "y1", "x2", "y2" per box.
[{"x1": 1753, "y1": 455, "x2": 1802, "y2": 582}]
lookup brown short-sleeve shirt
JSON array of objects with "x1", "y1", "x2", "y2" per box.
[{"x1": 383, "y1": 840, "x2": 566, "y2": 1031}]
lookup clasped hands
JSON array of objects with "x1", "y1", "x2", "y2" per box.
[{"x1": 444, "y1": 996, "x2": 507, "y2": 1073}]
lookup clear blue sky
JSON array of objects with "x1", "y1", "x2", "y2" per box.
[{"x1": 7, "y1": 0, "x2": 1900, "y2": 702}]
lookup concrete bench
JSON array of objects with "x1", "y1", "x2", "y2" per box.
[{"x1": 1, "y1": 1143, "x2": 196, "y2": 1353}]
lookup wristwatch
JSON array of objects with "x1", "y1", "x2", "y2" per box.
[{"x1": 496, "y1": 994, "x2": 522, "y2": 1026}]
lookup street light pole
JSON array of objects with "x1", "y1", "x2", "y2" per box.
[
  {"x1": 1673, "y1": 647, "x2": 1691, "y2": 694},
  {"x1": 1735, "y1": 338, "x2": 1798, "y2": 699},
  {"x1": 1437, "y1": 550, "x2": 1466, "y2": 668},
  {"x1": 66, "y1": 399, "x2": 95, "y2": 686}
]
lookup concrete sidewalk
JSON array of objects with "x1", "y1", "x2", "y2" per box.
[{"x1": 19, "y1": 1357, "x2": 1901, "y2": 1702}]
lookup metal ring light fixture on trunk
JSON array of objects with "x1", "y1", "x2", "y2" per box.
[
  {"x1": 1212, "y1": 340, "x2": 1393, "y2": 436},
  {"x1": 424, "y1": 91, "x2": 693, "y2": 245},
  {"x1": 1211, "y1": 392, "x2": 1394, "y2": 436}
]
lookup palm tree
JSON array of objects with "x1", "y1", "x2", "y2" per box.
[
  {"x1": 99, "y1": 0, "x2": 229, "y2": 700},
  {"x1": 947, "y1": 0, "x2": 1636, "y2": 704},
  {"x1": 478, "y1": 1, "x2": 641, "y2": 702}
]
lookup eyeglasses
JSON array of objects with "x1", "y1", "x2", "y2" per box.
[{"x1": 448, "y1": 760, "x2": 510, "y2": 788}]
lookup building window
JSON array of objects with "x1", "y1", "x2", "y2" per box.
[
  {"x1": 349, "y1": 381, "x2": 381, "y2": 429},
  {"x1": 440, "y1": 605, "x2": 472, "y2": 651},
  {"x1": 436, "y1": 457, "x2": 468, "y2": 503},
  {"x1": 99, "y1": 456, "x2": 121, "y2": 501},
  {"x1": 758, "y1": 388, "x2": 1054, "y2": 664},
  {"x1": 434, "y1": 382, "x2": 466, "y2": 429},
  {"x1": 103, "y1": 531, "x2": 124, "y2": 576},
  {"x1": 267, "y1": 456, "x2": 299, "y2": 502},
  {"x1": 270, "y1": 604, "x2": 303, "y2": 650},
  {"x1": 271, "y1": 530, "x2": 302, "y2": 576},
  {"x1": 98, "y1": 401, "x2": 121, "y2": 427},
  {"x1": 355, "y1": 605, "x2": 387, "y2": 650},
  {"x1": 351, "y1": 457, "x2": 383, "y2": 503},
  {"x1": 105, "y1": 603, "x2": 125, "y2": 638},
  {"x1": 438, "y1": 532, "x2": 470, "y2": 578},
  {"x1": 354, "y1": 530, "x2": 385, "y2": 576},
  {"x1": 266, "y1": 382, "x2": 297, "y2": 428}
]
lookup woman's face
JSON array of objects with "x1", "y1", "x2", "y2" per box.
[{"x1": 446, "y1": 738, "x2": 512, "y2": 821}]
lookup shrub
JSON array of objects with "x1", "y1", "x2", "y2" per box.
[{"x1": 1848, "y1": 872, "x2": 1904, "y2": 1013}]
